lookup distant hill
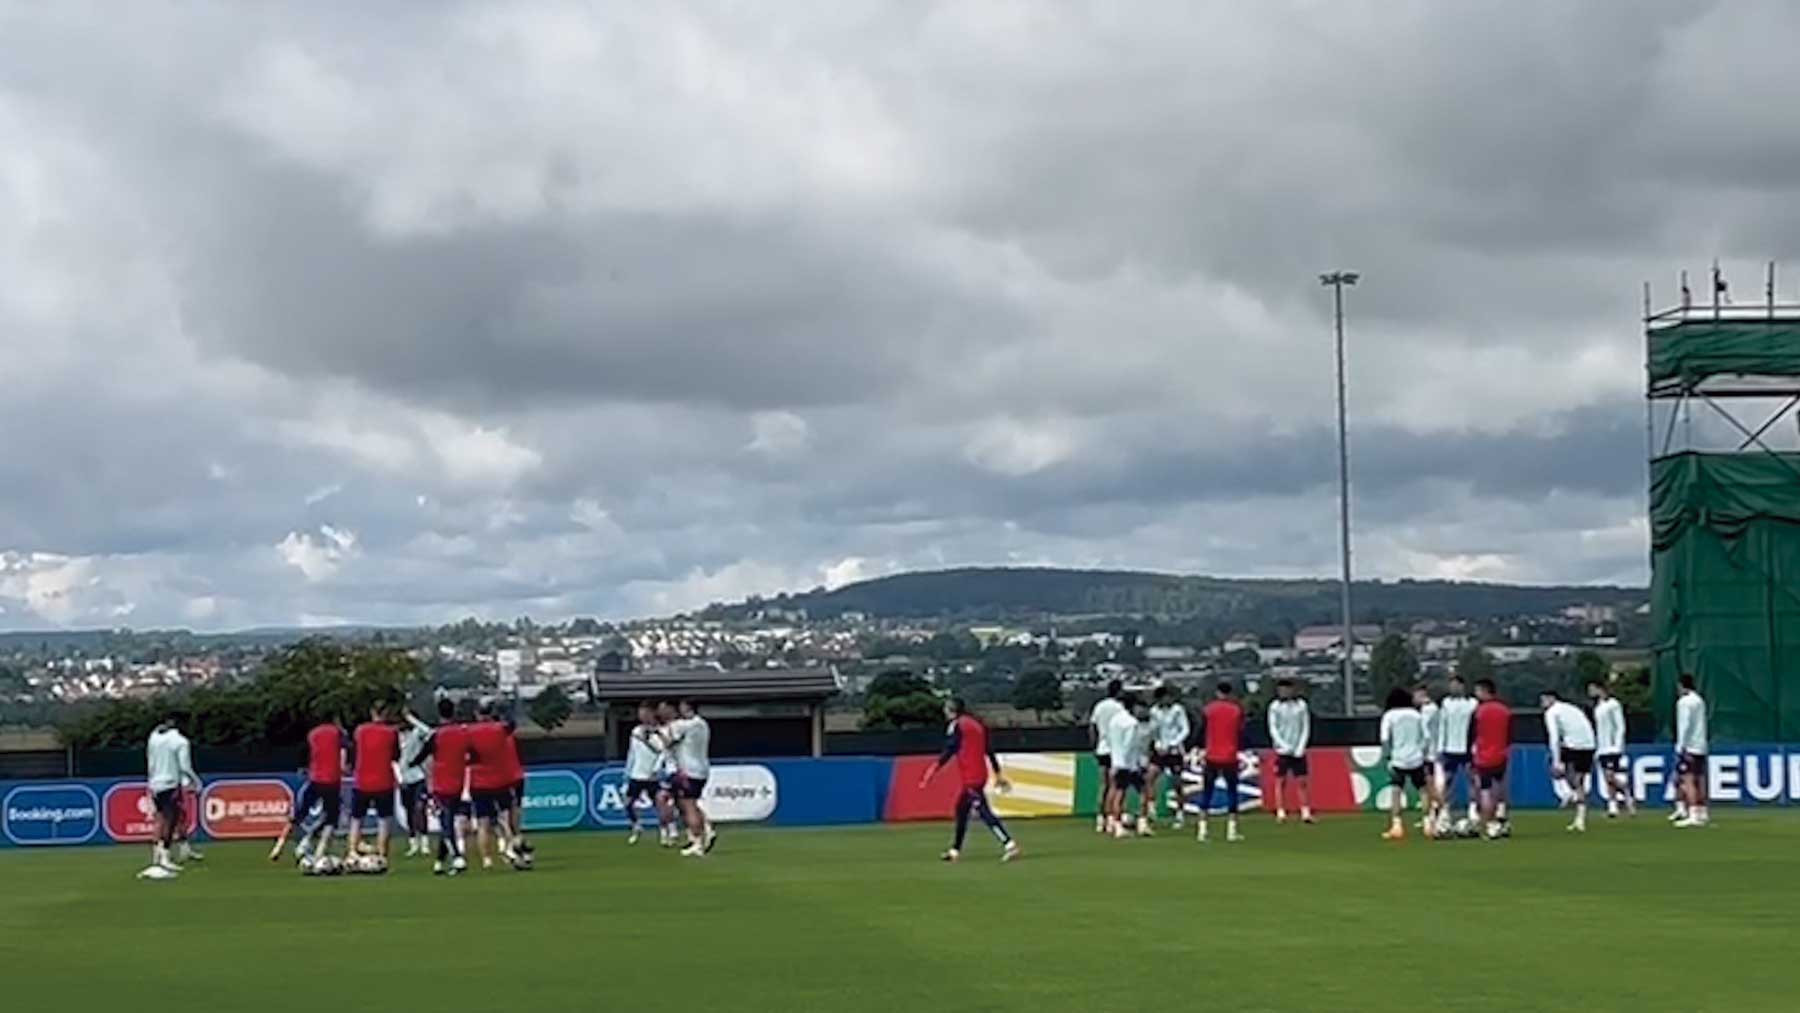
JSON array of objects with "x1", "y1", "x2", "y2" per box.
[{"x1": 700, "y1": 567, "x2": 1646, "y2": 629}]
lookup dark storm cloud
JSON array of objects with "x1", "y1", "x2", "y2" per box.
[{"x1": 0, "y1": 1, "x2": 1788, "y2": 626}]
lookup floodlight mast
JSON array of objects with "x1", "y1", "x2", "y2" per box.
[{"x1": 1320, "y1": 271, "x2": 1358, "y2": 715}]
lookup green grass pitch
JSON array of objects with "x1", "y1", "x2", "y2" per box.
[{"x1": 1, "y1": 811, "x2": 1792, "y2": 1012}]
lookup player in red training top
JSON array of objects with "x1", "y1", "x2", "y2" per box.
[
  {"x1": 271, "y1": 718, "x2": 346, "y2": 863},
  {"x1": 1196, "y1": 682, "x2": 1246, "y2": 843},
  {"x1": 349, "y1": 702, "x2": 401, "y2": 861},
  {"x1": 1472, "y1": 679, "x2": 1512, "y2": 839},
  {"x1": 919, "y1": 698, "x2": 1021, "y2": 864},
  {"x1": 496, "y1": 708, "x2": 532, "y2": 859},
  {"x1": 465, "y1": 711, "x2": 519, "y2": 870},
  {"x1": 421, "y1": 697, "x2": 471, "y2": 876}
]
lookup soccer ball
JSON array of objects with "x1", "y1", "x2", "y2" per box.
[
  {"x1": 1452, "y1": 818, "x2": 1479, "y2": 839},
  {"x1": 350, "y1": 853, "x2": 389, "y2": 875},
  {"x1": 303, "y1": 854, "x2": 344, "y2": 877},
  {"x1": 510, "y1": 851, "x2": 535, "y2": 872}
]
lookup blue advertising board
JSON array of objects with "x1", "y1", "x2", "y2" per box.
[
  {"x1": 3, "y1": 783, "x2": 101, "y2": 846},
  {"x1": 1507, "y1": 744, "x2": 1794, "y2": 809}
]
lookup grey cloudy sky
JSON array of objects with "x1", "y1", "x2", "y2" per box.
[{"x1": 0, "y1": 0, "x2": 1792, "y2": 629}]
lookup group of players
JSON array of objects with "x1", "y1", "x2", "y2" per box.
[
  {"x1": 1046, "y1": 668, "x2": 1717, "y2": 852},
  {"x1": 619, "y1": 699, "x2": 718, "y2": 856}
]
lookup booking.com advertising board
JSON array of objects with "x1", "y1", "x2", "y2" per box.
[{"x1": 1, "y1": 747, "x2": 1794, "y2": 850}]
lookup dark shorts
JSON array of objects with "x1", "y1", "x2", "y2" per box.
[
  {"x1": 1151, "y1": 752, "x2": 1184, "y2": 772},
  {"x1": 1112, "y1": 769, "x2": 1146, "y2": 792},
  {"x1": 1677, "y1": 752, "x2": 1709, "y2": 777},
  {"x1": 353, "y1": 789, "x2": 395, "y2": 820},
  {"x1": 1276, "y1": 754, "x2": 1310, "y2": 777},
  {"x1": 299, "y1": 782, "x2": 343, "y2": 826},
  {"x1": 432, "y1": 792, "x2": 469, "y2": 820},
  {"x1": 1438, "y1": 753, "x2": 1470, "y2": 778},
  {"x1": 626, "y1": 779, "x2": 660, "y2": 803},
  {"x1": 1597, "y1": 753, "x2": 1624, "y2": 773},
  {"x1": 1560, "y1": 748, "x2": 1596, "y2": 776},
  {"x1": 152, "y1": 788, "x2": 182, "y2": 822},
  {"x1": 673, "y1": 775, "x2": 708, "y2": 801},
  {"x1": 472, "y1": 790, "x2": 513, "y2": 820},
  {"x1": 400, "y1": 782, "x2": 424, "y2": 812},
  {"x1": 1095, "y1": 752, "x2": 1112, "y2": 770},
  {"x1": 1202, "y1": 761, "x2": 1237, "y2": 783},
  {"x1": 1390, "y1": 765, "x2": 1428, "y2": 789},
  {"x1": 1476, "y1": 763, "x2": 1507, "y2": 790}
]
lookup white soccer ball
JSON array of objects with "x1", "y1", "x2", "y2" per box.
[
  {"x1": 308, "y1": 855, "x2": 343, "y2": 876},
  {"x1": 1452, "y1": 818, "x2": 1477, "y2": 839}
]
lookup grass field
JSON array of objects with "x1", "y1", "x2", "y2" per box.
[{"x1": 1, "y1": 811, "x2": 1792, "y2": 1012}]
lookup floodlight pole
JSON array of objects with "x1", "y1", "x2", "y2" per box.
[{"x1": 1321, "y1": 271, "x2": 1359, "y2": 715}]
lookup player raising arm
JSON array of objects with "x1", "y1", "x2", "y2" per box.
[{"x1": 919, "y1": 698, "x2": 1020, "y2": 864}]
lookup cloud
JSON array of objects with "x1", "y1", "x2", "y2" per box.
[{"x1": 0, "y1": 1, "x2": 1788, "y2": 628}]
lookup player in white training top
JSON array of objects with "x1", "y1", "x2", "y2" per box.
[
  {"x1": 1541, "y1": 691, "x2": 1598, "y2": 833},
  {"x1": 1673, "y1": 675, "x2": 1710, "y2": 828},
  {"x1": 663, "y1": 699, "x2": 717, "y2": 856},
  {"x1": 1586, "y1": 679, "x2": 1635, "y2": 817},
  {"x1": 144, "y1": 716, "x2": 201, "y2": 878},
  {"x1": 1435, "y1": 674, "x2": 1480, "y2": 827},
  {"x1": 1088, "y1": 680, "x2": 1126, "y2": 833},
  {"x1": 1267, "y1": 679, "x2": 1313, "y2": 824},
  {"x1": 1106, "y1": 695, "x2": 1153, "y2": 838},
  {"x1": 1413, "y1": 685, "x2": 1443, "y2": 834},
  {"x1": 1146, "y1": 686, "x2": 1191, "y2": 829},
  {"x1": 1379, "y1": 688, "x2": 1428, "y2": 841}
]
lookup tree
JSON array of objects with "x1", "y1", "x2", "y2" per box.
[
  {"x1": 1612, "y1": 665, "x2": 1653, "y2": 716},
  {"x1": 1573, "y1": 651, "x2": 1610, "y2": 690},
  {"x1": 860, "y1": 669, "x2": 943, "y2": 730},
  {"x1": 528, "y1": 685, "x2": 574, "y2": 732},
  {"x1": 1455, "y1": 645, "x2": 1495, "y2": 684},
  {"x1": 1368, "y1": 633, "x2": 1419, "y2": 702},
  {"x1": 1012, "y1": 669, "x2": 1065, "y2": 721},
  {"x1": 1221, "y1": 647, "x2": 1261, "y2": 669}
]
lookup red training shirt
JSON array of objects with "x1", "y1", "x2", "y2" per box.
[
  {"x1": 1202, "y1": 699, "x2": 1244, "y2": 766},
  {"x1": 1474, "y1": 699, "x2": 1512, "y2": 770},
  {"x1": 428, "y1": 723, "x2": 469, "y2": 797},
  {"x1": 501, "y1": 725, "x2": 525, "y2": 786},
  {"x1": 466, "y1": 720, "x2": 512, "y2": 792},
  {"x1": 951, "y1": 714, "x2": 991, "y2": 788},
  {"x1": 307, "y1": 723, "x2": 343, "y2": 785},
  {"x1": 353, "y1": 721, "x2": 400, "y2": 793}
]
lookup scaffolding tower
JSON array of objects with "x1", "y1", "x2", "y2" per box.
[{"x1": 1648, "y1": 303, "x2": 1800, "y2": 742}]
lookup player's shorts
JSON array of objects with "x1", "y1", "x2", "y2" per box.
[
  {"x1": 1476, "y1": 762, "x2": 1508, "y2": 790},
  {"x1": 625, "y1": 778, "x2": 660, "y2": 803},
  {"x1": 1112, "y1": 768, "x2": 1146, "y2": 792},
  {"x1": 1094, "y1": 752, "x2": 1112, "y2": 770},
  {"x1": 1275, "y1": 754, "x2": 1309, "y2": 777},
  {"x1": 432, "y1": 791, "x2": 469, "y2": 819},
  {"x1": 471, "y1": 790, "x2": 513, "y2": 820},
  {"x1": 1438, "y1": 752, "x2": 1470, "y2": 778},
  {"x1": 400, "y1": 782, "x2": 424, "y2": 813},
  {"x1": 508, "y1": 780, "x2": 525, "y2": 809},
  {"x1": 1597, "y1": 753, "x2": 1624, "y2": 773},
  {"x1": 152, "y1": 788, "x2": 182, "y2": 822},
  {"x1": 301, "y1": 782, "x2": 343, "y2": 826},
  {"x1": 1151, "y1": 751, "x2": 1185, "y2": 772},
  {"x1": 1677, "y1": 752, "x2": 1709, "y2": 777},
  {"x1": 1390, "y1": 765, "x2": 1428, "y2": 789},
  {"x1": 1201, "y1": 760, "x2": 1237, "y2": 783},
  {"x1": 672, "y1": 775, "x2": 708, "y2": 801},
  {"x1": 352, "y1": 789, "x2": 396, "y2": 820},
  {"x1": 1560, "y1": 747, "x2": 1596, "y2": 775}
]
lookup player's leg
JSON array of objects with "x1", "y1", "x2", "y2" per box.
[
  {"x1": 1195, "y1": 765, "x2": 1216, "y2": 842},
  {"x1": 1296, "y1": 757, "x2": 1314, "y2": 823},
  {"x1": 1273, "y1": 763, "x2": 1289, "y2": 822},
  {"x1": 374, "y1": 791, "x2": 393, "y2": 857},
  {"x1": 1094, "y1": 756, "x2": 1110, "y2": 832},
  {"x1": 316, "y1": 787, "x2": 339, "y2": 858},
  {"x1": 511, "y1": 784, "x2": 532, "y2": 854},
  {"x1": 624, "y1": 782, "x2": 646, "y2": 842},
  {"x1": 971, "y1": 788, "x2": 1019, "y2": 861},
  {"x1": 1168, "y1": 756, "x2": 1188, "y2": 828},
  {"x1": 947, "y1": 787, "x2": 974, "y2": 859},
  {"x1": 1223, "y1": 764, "x2": 1243, "y2": 841},
  {"x1": 347, "y1": 793, "x2": 366, "y2": 855},
  {"x1": 1383, "y1": 770, "x2": 1406, "y2": 839}
]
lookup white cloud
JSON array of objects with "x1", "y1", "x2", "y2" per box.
[
  {"x1": 276, "y1": 525, "x2": 359, "y2": 582},
  {"x1": 746, "y1": 411, "x2": 810, "y2": 457}
]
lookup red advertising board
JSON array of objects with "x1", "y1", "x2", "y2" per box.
[
  {"x1": 103, "y1": 783, "x2": 198, "y2": 842},
  {"x1": 884, "y1": 756, "x2": 969, "y2": 822},
  {"x1": 1257, "y1": 749, "x2": 1361, "y2": 812},
  {"x1": 200, "y1": 779, "x2": 294, "y2": 839}
]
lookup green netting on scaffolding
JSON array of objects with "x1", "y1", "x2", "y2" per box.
[
  {"x1": 1649, "y1": 320, "x2": 1800, "y2": 387},
  {"x1": 1651, "y1": 452, "x2": 1800, "y2": 741}
]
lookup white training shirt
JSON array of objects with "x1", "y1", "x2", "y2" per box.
[
  {"x1": 1544, "y1": 700, "x2": 1597, "y2": 753},
  {"x1": 1107, "y1": 709, "x2": 1150, "y2": 772},
  {"x1": 146, "y1": 727, "x2": 198, "y2": 793},
  {"x1": 398, "y1": 721, "x2": 430, "y2": 785},
  {"x1": 1090, "y1": 697, "x2": 1125, "y2": 756},
  {"x1": 1267, "y1": 698, "x2": 1311, "y2": 756},
  {"x1": 1419, "y1": 701, "x2": 1441, "y2": 760},
  {"x1": 1148, "y1": 703, "x2": 1190, "y2": 752},
  {"x1": 1593, "y1": 697, "x2": 1627, "y2": 755},
  {"x1": 1380, "y1": 707, "x2": 1428, "y2": 770},
  {"x1": 624, "y1": 723, "x2": 665, "y2": 781},
  {"x1": 1437, "y1": 695, "x2": 1477, "y2": 755},
  {"x1": 1676, "y1": 692, "x2": 1709, "y2": 755},
  {"x1": 667, "y1": 715, "x2": 712, "y2": 779}
]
